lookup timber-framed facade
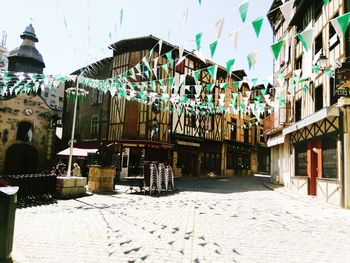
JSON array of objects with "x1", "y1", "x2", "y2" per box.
[{"x1": 267, "y1": 0, "x2": 350, "y2": 208}]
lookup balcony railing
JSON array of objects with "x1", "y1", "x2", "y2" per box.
[{"x1": 264, "y1": 107, "x2": 292, "y2": 133}]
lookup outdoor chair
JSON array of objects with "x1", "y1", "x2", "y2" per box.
[
  {"x1": 158, "y1": 163, "x2": 166, "y2": 191},
  {"x1": 165, "y1": 165, "x2": 174, "y2": 191}
]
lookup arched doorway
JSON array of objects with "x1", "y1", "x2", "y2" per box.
[{"x1": 5, "y1": 143, "x2": 38, "y2": 174}]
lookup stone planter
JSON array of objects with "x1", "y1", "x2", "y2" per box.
[
  {"x1": 88, "y1": 165, "x2": 115, "y2": 193},
  {"x1": 56, "y1": 177, "x2": 87, "y2": 199}
]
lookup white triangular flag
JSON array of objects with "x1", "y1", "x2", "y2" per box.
[
  {"x1": 158, "y1": 40, "x2": 163, "y2": 55},
  {"x1": 182, "y1": 9, "x2": 189, "y2": 25},
  {"x1": 153, "y1": 57, "x2": 159, "y2": 78},
  {"x1": 215, "y1": 18, "x2": 225, "y2": 39},
  {"x1": 279, "y1": 0, "x2": 295, "y2": 25},
  {"x1": 229, "y1": 31, "x2": 238, "y2": 49},
  {"x1": 194, "y1": 49, "x2": 206, "y2": 63}
]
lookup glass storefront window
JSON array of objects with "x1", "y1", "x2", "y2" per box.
[{"x1": 322, "y1": 139, "x2": 337, "y2": 179}]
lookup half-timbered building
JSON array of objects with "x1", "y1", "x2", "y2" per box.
[
  {"x1": 267, "y1": 0, "x2": 350, "y2": 208},
  {"x1": 108, "y1": 35, "x2": 265, "y2": 178}
]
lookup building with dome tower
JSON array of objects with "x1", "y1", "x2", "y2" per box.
[{"x1": 0, "y1": 24, "x2": 62, "y2": 174}]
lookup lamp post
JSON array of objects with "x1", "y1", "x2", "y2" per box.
[{"x1": 66, "y1": 77, "x2": 88, "y2": 177}]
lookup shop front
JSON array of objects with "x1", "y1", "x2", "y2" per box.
[
  {"x1": 284, "y1": 107, "x2": 342, "y2": 206},
  {"x1": 226, "y1": 141, "x2": 252, "y2": 176}
]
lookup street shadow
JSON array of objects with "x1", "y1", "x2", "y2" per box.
[{"x1": 174, "y1": 175, "x2": 271, "y2": 194}]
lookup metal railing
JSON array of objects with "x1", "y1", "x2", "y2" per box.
[{"x1": 0, "y1": 174, "x2": 57, "y2": 207}]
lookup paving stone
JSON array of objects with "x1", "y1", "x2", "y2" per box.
[{"x1": 11, "y1": 176, "x2": 350, "y2": 262}]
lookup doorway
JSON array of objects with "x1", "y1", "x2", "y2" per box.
[
  {"x1": 5, "y1": 143, "x2": 38, "y2": 174},
  {"x1": 307, "y1": 140, "x2": 322, "y2": 196}
]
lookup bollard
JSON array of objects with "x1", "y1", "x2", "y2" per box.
[{"x1": 0, "y1": 186, "x2": 19, "y2": 263}]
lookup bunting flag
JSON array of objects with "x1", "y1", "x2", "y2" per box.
[
  {"x1": 330, "y1": 12, "x2": 350, "y2": 38},
  {"x1": 195, "y1": 85, "x2": 202, "y2": 95},
  {"x1": 279, "y1": 0, "x2": 295, "y2": 25},
  {"x1": 182, "y1": 9, "x2": 189, "y2": 25},
  {"x1": 210, "y1": 40, "x2": 218, "y2": 58},
  {"x1": 297, "y1": 28, "x2": 314, "y2": 52},
  {"x1": 215, "y1": 18, "x2": 225, "y2": 39},
  {"x1": 220, "y1": 83, "x2": 228, "y2": 91},
  {"x1": 198, "y1": 0, "x2": 202, "y2": 5},
  {"x1": 194, "y1": 69, "x2": 201, "y2": 84},
  {"x1": 247, "y1": 52, "x2": 257, "y2": 70},
  {"x1": 158, "y1": 40, "x2": 163, "y2": 55},
  {"x1": 226, "y1": 58, "x2": 235, "y2": 76},
  {"x1": 252, "y1": 17, "x2": 264, "y2": 38},
  {"x1": 239, "y1": 1, "x2": 249, "y2": 23},
  {"x1": 153, "y1": 57, "x2": 159, "y2": 77},
  {"x1": 162, "y1": 64, "x2": 169, "y2": 75},
  {"x1": 270, "y1": 40, "x2": 285, "y2": 60},
  {"x1": 196, "y1": 32, "x2": 203, "y2": 51},
  {"x1": 207, "y1": 65, "x2": 218, "y2": 81},
  {"x1": 206, "y1": 84, "x2": 215, "y2": 92},
  {"x1": 166, "y1": 50, "x2": 173, "y2": 65},
  {"x1": 194, "y1": 50, "x2": 206, "y2": 63},
  {"x1": 323, "y1": 0, "x2": 329, "y2": 5},
  {"x1": 119, "y1": 8, "x2": 124, "y2": 26},
  {"x1": 229, "y1": 31, "x2": 238, "y2": 49}
]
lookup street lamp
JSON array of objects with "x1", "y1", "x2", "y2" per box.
[
  {"x1": 318, "y1": 55, "x2": 328, "y2": 70},
  {"x1": 65, "y1": 78, "x2": 88, "y2": 177}
]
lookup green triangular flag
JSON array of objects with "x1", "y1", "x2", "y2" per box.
[
  {"x1": 330, "y1": 12, "x2": 350, "y2": 38},
  {"x1": 239, "y1": 1, "x2": 249, "y2": 23},
  {"x1": 251, "y1": 78, "x2": 258, "y2": 87},
  {"x1": 302, "y1": 85, "x2": 308, "y2": 93},
  {"x1": 210, "y1": 40, "x2": 218, "y2": 58},
  {"x1": 168, "y1": 76, "x2": 174, "y2": 88},
  {"x1": 270, "y1": 40, "x2": 284, "y2": 60},
  {"x1": 194, "y1": 69, "x2": 201, "y2": 84},
  {"x1": 313, "y1": 65, "x2": 320, "y2": 74},
  {"x1": 166, "y1": 51, "x2": 173, "y2": 65},
  {"x1": 207, "y1": 65, "x2": 218, "y2": 81},
  {"x1": 162, "y1": 64, "x2": 169, "y2": 75},
  {"x1": 323, "y1": 0, "x2": 329, "y2": 5},
  {"x1": 198, "y1": 0, "x2": 202, "y2": 5},
  {"x1": 252, "y1": 17, "x2": 264, "y2": 38},
  {"x1": 297, "y1": 28, "x2": 313, "y2": 52},
  {"x1": 206, "y1": 84, "x2": 215, "y2": 92},
  {"x1": 226, "y1": 58, "x2": 235, "y2": 76},
  {"x1": 196, "y1": 32, "x2": 203, "y2": 51}
]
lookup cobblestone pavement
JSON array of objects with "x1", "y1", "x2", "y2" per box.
[{"x1": 12, "y1": 175, "x2": 350, "y2": 263}]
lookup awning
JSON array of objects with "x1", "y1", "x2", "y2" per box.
[
  {"x1": 283, "y1": 107, "x2": 340, "y2": 136},
  {"x1": 57, "y1": 148, "x2": 98, "y2": 157},
  {"x1": 108, "y1": 139, "x2": 174, "y2": 149},
  {"x1": 267, "y1": 134, "x2": 285, "y2": 147}
]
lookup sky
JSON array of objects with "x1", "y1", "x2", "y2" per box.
[{"x1": 0, "y1": 0, "x2": 274, "y2": 80}]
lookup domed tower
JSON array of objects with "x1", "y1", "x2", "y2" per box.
[{"x1": 8, "y1": 24, "x2": 45, "y2": 73}]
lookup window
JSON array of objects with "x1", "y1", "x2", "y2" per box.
[
  {"x1": 244, "y1": 124, "x2": 249, "y2": 144},
  {"x1": 17, "y1": 122, "x2": 33, "y2": 142},
  {"x1": 295, "y1": 55, "x2": 302, "y2": 71},
  {"x1": 91, "y1": 89, "x2": 103, "y2": 105},
  {"x1": 295, "y1": 143, "x2": 307, "y2": 176},
  {"x1": 329, "y1": 14, "x2": 340, "y2": 51},
  {"x1": 314, "y1": 0, "x2": 323, "y2": 20},
  {"x1": 295, "y1": 99, "x2": 302, "y2": 122},
  {"x1": 314, "y1": 33, "x2": 323, "y2": 57},
  {"x1": 315, "y1": 85, "x2": 323, "y2": 112},
  {"x1": 175, "y1": 59, "x2": 185, "y2": 74},
  {"x1": 330, "y1": 78, "x2": 338, "y2": 105},
  {"x1": 259, "y1": 127, "x2": 265, "y2": 143},
  {"x1": 91, "y1": 115, "x2": 99, "y2": 136},
  {"x1": 231, "y1": 118, "x2": 237, "y2": 141},
  {"x1": 322, "y1": 138, "x2": 337, "y2": 179}
]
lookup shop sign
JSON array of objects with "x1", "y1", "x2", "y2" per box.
[{"x1": 176, "y1": 140, "x2": 200, "y2": 147}]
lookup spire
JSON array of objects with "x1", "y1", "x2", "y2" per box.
[{"x1": 20, "y1": 24, "x2": 38, "y2": 42}]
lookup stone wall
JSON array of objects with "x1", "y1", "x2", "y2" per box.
[{"x1": 0, "y1": 93, "x2": 55, "y2": 172}]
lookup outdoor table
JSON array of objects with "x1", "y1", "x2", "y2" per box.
[{"x1": 125, "y1": 176, "x2": 144, "y2": 193}]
